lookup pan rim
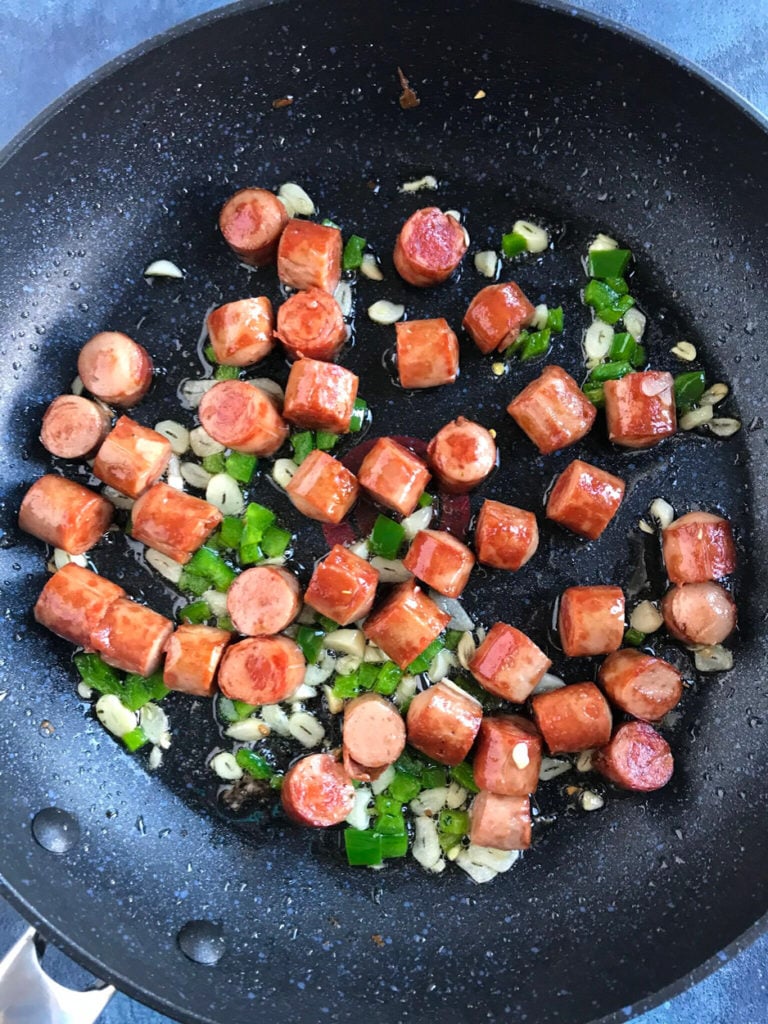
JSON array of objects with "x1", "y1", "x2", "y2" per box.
[{"x1": 1, "y1": 1, "x2": 766, "y2": 1023}]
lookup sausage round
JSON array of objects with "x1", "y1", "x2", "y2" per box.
[
  {"x1": 93, "y1": 416, "x2": 173, "y2": 498},
  {"x1": 343, "y1": 693, "x2": 406, "y2": 781},
  {"x1": 469, "y1": 622, "x2": 551, "y2": 703},
  {"x1": 469, "y1": 792, "x2": 531, "y2": 851},
  {"x1": 474, "y1": 499, "x2": 539, "y2": 571},
  {"x1": 217, "y1": 636, "x2": 305, "y2": 705},
  {"x1": 304, "y1": 544, "x2": 379, "y2": 626},
  {"x1": 281, "y1": 753, "x2": 355, "y2": 827},
  {"x1": 198, "y1": 380, "x2": 289, "y2": 455},
  {"x1": 507, "y1": 365, "x2": 597, "y2": 454},
  {"x1": 77, "y1": 331, "x2": 153, "y2": 407},
  {"x1": 163, "y1": 624, "x2": 231, "y2": 697},
  {"x1": 406, "y1": 679, "x2": 483, "y2": 765},
  {"x1": 207, "y1": 297, "x2": 275, "y2": 367},
  {"x1": 426, "y1": 417, "x2": 497, "y2": 494},
  {"x1": 19, "y1": 474, "x2": 114, "y2": 554},
  {"x1": 661, "y1": 511, "x2": 736, "y2": 585},
  {"x1": 34, "y1": 563, "x2": 125, "y2": 649},
  {"x1": 598, "y1": 648, "x2": 683, "y2": 722},
  {"x1": 276, "y1": 287, "x2": 347, "y2": 362},
  {"x1": 277, "y1": 219, "x2": 343, "y2": 294},
  {"x1": 546, "y1": 459, "x2": 626, "y2": 540},
  {"x1": 393, "y1": 207, "x2": 468, "y2": 287},
  {"x1": 283, "y1": 357, "x2": 359, "y2": 433},
  {"x1": 358, "y1": 437, "x2": 431, "y2": 517},
  {"x1": 558, "y1": 585, "x2": 625, "y2": 657},
  {"x1": 661, "y1": 582, "x2": 737, "y2": 646},
  {"x1": 363, "y1": 580, "x2": 450, "y2": 671},
  {"x1": 226, "y1": 566, "x2": 301, "y2": 636},
  {"x1": 462, "y1": 281, "x2": 535, "y2": 354},
  {"x1": 395, "y1": 318, "x2": 460, "y2": 388},
  {"x1": 594, "y1": 721, "x2": 674, "y2": 792},
  {"x1": 90, "y1": 597, "x2": 174, "y2": 677},
  {"x1": 402, "y1": 528, "x2": 475, "y2": 598},
  {"x1": 531, "y1": 682, "x2": 613, "y2": 754},
  {"x1": 218, "y1": 188, "x2": 289, "y2": 266},
  {"x1": 131, "y1": 482, "x2": 222, "y2": 563},
  {"x1": 285, "y1": 450, "x2": 359, "y2": 524},
  {"x1": 604, "y1": 371, "x2": 676, "y2": 449},
  {"x1": 40, "y1": 395, "x2": 111, "y2": 459},
  {"x1": 473, "y1": 715, "x2": 542, "y2": 797}
]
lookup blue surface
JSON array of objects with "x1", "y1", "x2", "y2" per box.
[{"x1": 1, "y1": 2, "x2": 767, "y2": 1022}]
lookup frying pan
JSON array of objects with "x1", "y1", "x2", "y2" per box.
[{"x1": 1, "y1": 1, "x2": 767, "y2": 1022}]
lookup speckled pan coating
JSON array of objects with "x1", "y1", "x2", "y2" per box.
[{"x1": 0, "y1": 2, "x2": 767, "y2": 1024}]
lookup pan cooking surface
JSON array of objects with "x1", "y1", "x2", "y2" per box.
[{"x1": 1, "y1": 2, "x2": 767, "y2": 1023}]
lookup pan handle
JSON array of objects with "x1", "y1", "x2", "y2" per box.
[{"x1": 0, "y1": 928, "x2": 114, "y2": 1024}]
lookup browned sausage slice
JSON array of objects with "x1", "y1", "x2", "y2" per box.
[
  {"x1": 34, "y1": 563, "x2": 125, "y2": 649},
  {"x1": 342, "y1": 693, "x2": 406, "y2": 781},
  {"x1": 93, "y1": 416, "x2": 172, "y2": 498},
  {"x1": 594, "y1": 721, "x2": 674, "y2": 792},
  {"x1": 207, "y1": 297, "x2": 275, "y2": 367},
  {"x1": 77, "y1": 331, "x2": 153, "y2": 407},
  {"x1": 426, "y1": 417, "x2": 497, "y2": 494},
  {"x1": 131, "y1": 483, "x2": 222, "y2": 563},
  {"x1": 406, "y1": 680, "x2": 482, "y2": 765},
  {"x1": 531, "y1": 682, "x2": 613, "y2": 754},
  {"x1": 469, "y1": 792, "x2": 531, "y2": 850},
  {"x1": 393, "y1": 207, "x2": 467, "y2": 287},
  {"x1": 40, "y1": 395, "x2": 111, "y2": 459},
  {"x1": 661, "y1": 582, "x2": 737, "y2": 646},
  {"x1": 598, "y1": 648, "x2": 683, "y2": 723},
  {"x1": 473, "y1": 715, "x2": 542, "y2": 797},
  {"x1": 217, "y1": 636, "x2": 305, "y2": 704},
  {"x1": 198, "y1": 380, "x2": 289, "y2": 455},
  {"x1": 219, "y1": 188, "x2": 289, "y2": 266},
  {"x1": 226, "y1": 566, "x2": 301, "y2": 636},
  {"x1": 275, "y1": 288, "x2": 347, "y2": 362},
  {"x1": 163, "y1": 624, "x2": 231, "y2": 698},
  {"x1": 19, "y1": 475, "x2": 114, "y2": 554},
  {"x1": 277, "y1": 220, "x2": 343, "y2": 294},
  {"x1": 90, "y1": 597, "x2": 174, "y2": 677},
  {"x1": 281, "y1": 753, "x2": 355, "y2": 827}
]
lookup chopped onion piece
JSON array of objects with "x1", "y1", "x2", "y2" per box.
[
  {"x1": 225, "y1": 719, "x2": 267, "y2": 741},
  {"x1": 139, "y1": 703, "x2": 170, "y2": 748},
  {"x1": 680, "y1": 405, "x2": 714, "y2": 431},
  {"x1": 95, "y1": 694, "x2": 137, "y2": 738},
  {"x1": 304, "y1": 660, "x2": 336, "y2": 686},
  {"x1": 638, "y1": 518, "x2": 655, "y2": 535},
  {"x1": 671, "y1": 341, "x2": 697, "y2": 361},
  {"x1": 512, "y1": 219, "x2": 549, "y2": 253},
  {"x1": 277, "y1": 182, "x2": 315, "y2": 217},
  {"x1": 474, "y1": 250, "x2": 499, "y2": 278},
  {"x1": 428, "y1": 648, "x2": 458, "y2": 683},
  {"x1": 630, "y1": 600, "x2": 663, "y2": 634},
  {"x1": 165, "y1": 454, "x2": 184, "y2": 492},
  {"x1": 201, "y1": 588, "x2": 228, "y2": 618},
  {"x1": 345, "y1": 786, "x2": 372, "y2": 830},
  {"x1": 410, "y1": 787, "x2": 448, "y2": 816},
  {"x1": 588, "y1": 233, "x2": 619, "y2": 252},
  {"x1": 180, "y1": 461, "x2": 213, "y2": 490},
  {"x1": 584, "y1": 320, "x2": 614, "y2": 361},
  {"x1": 649, "y1": 498, "x2": 675, "y2": 530},
  {"x1": 210, "y1": 751, "x2": 243, "y2": 781},
  {"x1": 623, "y1": 307, "x2": 646, "y2": 340},
  {"x1": 539, "y1": 757, "x2": 572, "y2": 781},
  {"x1": 148, "y1": 746, "x2": 163, "y2": 770},
  {"x1": 360, "y1": 253, "x2": 384, "y2": 280},
  {"x1": 368, "y1": 300, "x2": 405, "y2": 325},
  {"x1": 334, "y1": 281, "x2": 353, "y2": 317},
  {"x1": 190, "y1": 425, "x2": 225, "y2": 457},
  {"x1": 532, "y1": 672, "x2": 566, "y2": 695},
  {"x1": 144, "y1": 259, "x2": 184, "y2": 279},
  {"x1": 53, "y1": 548, "x2": 88, "y2": 570},
  {"x1": 393, "y1": 674, "x2": 418, "y2": 707},
  {"x1": 370, "y1": 556, "x2": 412, "y2": 583},
  {"x1": 511, "y1": 742, "x2": 530, "y2": 770},
  {"x1": 205, "y1": 473, "x2": 244, "y2": 516},
  {"x1": 399, "y1": 174, "x2": 438, "y2": 193},
  {"x1": 178, "y1": 378, "x2": 216, "y2": 410},
  {"x1": 363, "y1": 643, "x2": 389, "y2": 664},
  {"x1": 532, "y1": 304, "x2": 550, "y2": 330},
  {"x1": 77, "y1": 681, "x2": 93, "y2": 700},
  {"x1": 401, "y1": 505, "x2": 433, "y2": 540},
  {"x1": 273, "y1": 458, "x2": 298, "y2": 489},
  {"x1": 347, "y1": 538, "x2": 370, "y2": 560},
  {"x1": 412, "y1": 816, "x2": 445, "y2": 873},
  {"x1": 371, "y1": 765, "x2": 396, "y2": 795},
  {"x1": 427, "y1": 593, "x2": 475, "y2": 631},
  {"x1": 334, "y1": 653, "x2": 362, "y2": 676},
  {"x1": 154, "y1": 420, "x2": 190, "y2": 454},
  {"x1": 693, "y1": 644, "x2": 733, "y2": 673},
  {"x1": 145, "y1": 548, "x2": 183, "y2": 584},
  {"x1": 102, "y1": 485, "x2": 134, "y2": 511},
  {"x1": 288, "y1": 711, "x2": 325, "y2": 748},
  {"x1": 708, "y1": 417, "x2": 741, "y2": 438},
  {"x1": 323, "y1": 629, "x2": 365, "y2": 659}
]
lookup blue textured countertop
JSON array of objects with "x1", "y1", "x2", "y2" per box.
[{"x1": 1, "y1": 2, "x2": 767, "y2": 1023}]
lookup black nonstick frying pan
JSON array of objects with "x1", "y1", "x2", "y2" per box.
[{"x1": 1, "y1": 1, "x2": 767, "y2": 1022}]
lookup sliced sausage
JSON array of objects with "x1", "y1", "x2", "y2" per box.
[
  {"x1": 558, "y1": 585, "x2": 625, "y2": 657},
  {"x1": 469, "y1": 622, "x2": 551, "y2": 703},
  {"x1": 507, "y1": 365, "x2": 597, "y2": 454},
  {"x1": 218, "y1": 635, "x2": 306, "y2": 705},
  {"x1": 426, "y1": 417, "x2": 497, "y2": 494},
  {"x1": 598, "y1": 649, "x2": 683, "y2": 723},
  {"x1": 281, "y1": 752, "x2": 355, "y2": 827},
  {"x1": 473, "y1": 715, "x2": 542, "y2": 797},
  {"x1": 661, "y1": 511, "x2": 736, "y2": 585},
  {"x1": 93, "y1": 416, "x2": 172, "y2": 498},
  {"x1": 207, "y1": 297, "x2": 275, "y2": 367},
  {"x1": 358, "y1": 437, "x2": 431, "y2": 517},
  {"x1": 34, "y1": 563, "x2": 125, "y2": 649},
  {"x1": 363, "y1": 580, "x2": 450, "y2": 671},
  {"x1": 219, "y1": 187, "x2": 289, "y2": 266},
  {"x1": 462, "y1": 281, "x2": 535, "y2": 354},
  {"x1": 604, "y1": 370, "x2": 676, "y2": 449},
  {"x1": 131, "y1": 482, "x2": 222, "y2": 563},
  {"x1": 402, "y1": 529, "x2": 475, "y2": 598},
  {"x1": 546, "y1": 459, "x2": 626, "y2": 540},
  {"x1": 277, "y1": 220, "x2": 343, "y2": 294},
  {"x1": 393, "y1": 207, "x2": 467, "y2": 287},
  {"x1": 594, "y1": 721, "x2": 674, "y2": 792},
  {"x1": 474, "y1": 499, "x2": 539, "y2": 571},
  {"x1": 531, "y1": 682, "x2": 613, "y2": 754},
  {"x1": 395, "y1": 318, "x2": 459, "y2": 388},
  {"x1": 40, "y1": 395, "x2": 111, "y2": 459},
  {"x1": 90, "y1": 597, "x2": 174, "y2": 677},
  {"x1": 661, "y1": 582, "x2": 737, "y2": 646},
  {"x1": 163, "y1": 624, "x2": 231, "y2": 697},
  {"x1": 276, "y1": 287, "x2": 347, "y2": 362},
  {"x1": 77, "y1": 331, "x2": 153, "y2": 407},
  {"x1": 226, "y1": 566, "x2": 301, "y2": 636},
  {"x1": 469, "y1": 792, "x2": 531, "y2": 851},
  {"x1": 304, "y1": 544, "x2": 379, "y2": 626},
  {"x1": 198, "y1": 380, "x2": 289, "y2": 456},
  {"x1": 283, "y1": 358, "x2": 359, "y2": 433},
  {"x1": 285, "y1": 450, "x2": 359, "y2": 523},
  {"x1": 406, "y1": 680, "x2": 483, "y2": 765},
  {"x1": 19, "y1": 475, "x2": 114, "y2": 555},
  {"x1": 343, "y1": 693, "x2": 406, "y2": 781}
]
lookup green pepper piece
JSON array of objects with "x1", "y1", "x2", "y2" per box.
[
  {"x1": 438, "y1": 809, "x2": 470, "y2": 835},
  {"x1": 421, "y1": 766, "x2": 448, "y2": 789},
  {"x1": 587, "y1": 360, "x2": 634, "y2": 384},
  {"x1": 379, "y1": 832, "x2": 408, "y2": 858},
  {"x1": 187, "y1": 546, "x2": 236, "y2": 592},
  {"x1": 357, "y1": 662, "x2": 381, "y2": 691},
  {"x1": 74, "y1": 653, "x2": 122, "y2": 696},
  {"x1": 202, "y1": 452, "x2": 226, "y2": 475},
  {"x1": 374, "y1": 661, "x2": 402, "y2": 696},
  {"x1": 624, "y1": 627, "x2": 646, "y2": 647},
  {"x1": 349, "y1": 398, "x2": 368, "y2": 433},
  {"x1": 179, "y1": 600, "x2": 210, "y2": 624},
  {"x1": 235, "y1": 748, "x2": 272, "y2": 780},
  {"x1": 332, "y1": 673, "x2": 361, "y2": 700},
  {"x1": 630, "y1": 343, "x2": 647, "y2": 368},
  {"x1": 387, "y1": 770, "x2": 421, "y2": 804},
  {"x1": 225, "y1": 451, "x2": 258, "y2": 484},
  {"x1": 375, "y1": 811, "x2": 406, "y2": 836},
  {"x1": 519, "y1": 327, "x2": 551, "y2": 361},
  {"x1": 596, "y1": 294, "x2": 635, "y2": 325},
  {"x1": 582, "y1": 384, "x2": 606, "y2": 408},
  {"x1": 214, "y1": 364, "x2": 240, "y2": 381},
  {"x1": 374, "y1": 794, "x2": 400, "y2": 816},
  {"x1": 450, "y1": 761, "x2": 480, "y2": 794},
  {"x1": 609, "y1": 332, "x2": 635, "y2": 361},
  {"x1": 417, "y1": 492, "x2": 433, "y2": 508},
  {"x1": 315, "y1": 430, "x2": 339, "y2": 452},
  {"x1": 296, "y1": 626, "x2": 324, "y2": 664},
  {"x1": 501, "y1": 231, "x2": 527, "y2": 257},
  {"x1": 546, "y1": 306, "x2": 564, "y2": 333},
  {"x1": 203, "y1": 343, "x2": 217, "y2": 364},
  {"x1": 219, "y1": 516, "x2": 244, "y2": 549},
  {"x1": 407, "y1": 638, "x2": 444, "y2": 674},
  {"x1": 317, "y1": 614, "x2": 340, "y2": 632},
  {"x1": 122, "y1": 727, "x2": 148, "y2": 752},
  {"x1": 444, "y1": 629, "x2": 464, "y2": 652},
  {"x1": 344, "y1": 828, "x2": 383, "y2": 866},
  {"x1": 369, "y1": 514, "x2": 406, "y2": 560},
  {"x1": 291, "y1": 431, "x2": 315, "y2": 465},
  {"x1": 587, "y1": 248, "x2": 632, "y2": 279},
  {"x1": 674, "y1": 370, "x2": 706, "y2": 410},
  {"x1": 178, "y1": 570, "x2": 210, "y2": 596},
  {"x1": 121, "y1": 672, "x2": 169, "y2": 711},
  {"x1": 260, "y1": 525, "x2": 291, "y2": 558},
  {"x1": 342, "y1": 234, "x2": 367, "y2": 270}
]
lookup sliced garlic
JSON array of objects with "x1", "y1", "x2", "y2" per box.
[
  {"x1": 288, "y1": 711, "x2": 325, "y2": 748},
  {"x1": 401, "y1": 505, "x2": 434, "y2": 540},
  {"x1": 277, "y1": 182, "x2": 315, "y2": 217},
  {"x1": 95, "y1": 694, "x2": 137, "y2": 738},
  {"x1": 368, "y1": 300, "x2": 405, "y2": 325},
  {"x1": 53, "y1": 548, "x2": 87, "y2": 570},
  {"x1": 630, "y1": 600, "x2": 663, "y2": 634},
  {"x1": 457, "y1": 631, "x2": 476, "y2": 670},
  {"x1": 623, "y1": 307, "x2": 646, "y2": 340},
  {"x1": 581, "y1": 790, "x2": 605, "y2": 811},
  {"x1": 345, "y1": 786, "x2": 372, "y2": 830},
  {"x1": 180, "y1": 461, "x2": 213, "y2": 490},
  {"x1": 649, "y1": 498, "x2": 675, "y2": 530},
  {"x1": 210, "y1": 751, "x2": 243, "y2": 781},
  {"x1": 575, "y1": 749, "x2": 595, "y2": 773},
  {"x1": 178, "y1": 378, "x2": 217, "y2": 410},
  {"x1": 205, "y1": 473, "x2": 245, "y2": 516},
  {"x1": 323, "y1": 684, "x2": 345, "y2": 715},
  {"x1": 71, "y1": 375, "x2": 84, "y2": 396},
  {"x1": 139, "y1": 703, "x2": 170, "y2": 748},
  {"x1": 272, "y1": 458, "x2": 299, "y2": 489},
  {"x1": 371, "y1": 765, "x2": 396, "y2": 796},
  {"x1": 532, "y1": 672, "x2": 566, "y2": 695},
  {"x1": 700, "y1": 382, "x2": 729, "y2": 406},
  {"x1": 584, "y1": 320, "x2": 614, "y2": 361},
  {"x1": 680, "y1": 405, "x2": 714, "y2": 430},
  {"x1": 145, "y1": 548, "x2": 183, "y2": 584},
  {"x1": 399, "y1": 174, "x2": 438, "y2": 193},
  {"x1": 225, "y1": 719, "x2": 267, "y2": 741},
  {"x1": 693, "y1": 644, "x2": 733, "y2": 673},
  {"x1": 671, "y1": 341, "x2": 697, "y2": 361},
  {"x1": 322, "y1": 629, "x2": 365, "y2": 659},
  {"x1": 708, "y1": 417, "x2": 741, "y2": 438},
  {"x1": 369, "y1": 556, "x2": 412, "y2": 583},
  {"x1": 588, "y1": 233, "x2": 619, "y2": 252},
  {"x1": 511, "y1": 742, "x2": 530, "y2": 770},
  {"x1": 154, "y1": 420, "x2": 190, "y2": 455},
  {"x1": 474, "y1": 250, "x2": 499, "y2": 278},
  {"x1": 539, "y1": 757, "x2": 572, "y2": 781},
  {"x1": 334, "y1": 281, "x2": 353, "y2": 317},
  {"x1": 144, "y1": 259, "x2": 184, "y2": 279},
  {"x1": 190, "y1": 425, "x2": 225, "y2": 457},
  {"x1": 512, "y1": 219, "x2": 549, "y2": 253},
  {"x1": 201, "y1": 589, "x2": 228, "y2": 618}
]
